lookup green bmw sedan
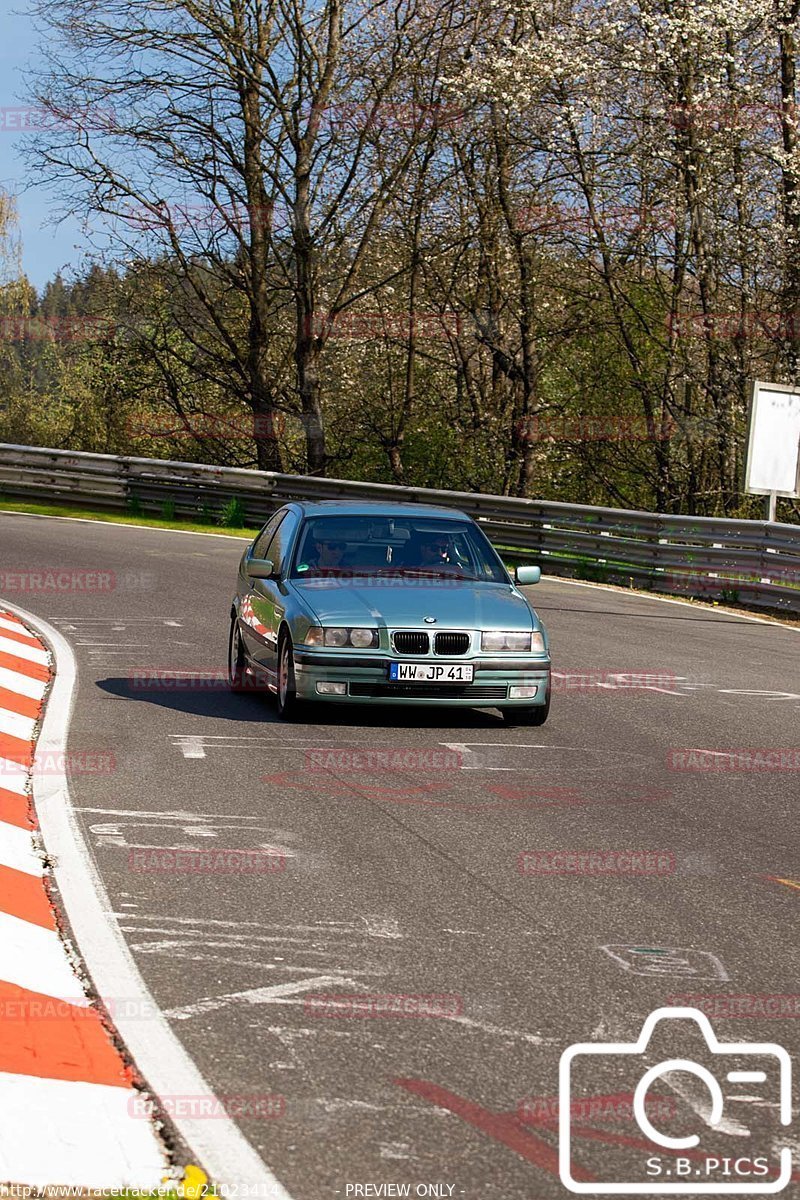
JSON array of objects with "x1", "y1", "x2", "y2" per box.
[{"x1": 228, "y1": 501, "x2": 550, "y2": 723}]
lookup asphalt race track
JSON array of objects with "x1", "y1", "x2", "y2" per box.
[{"x1": 2, "y1": 510, "x2": 799, "y2": 1199}]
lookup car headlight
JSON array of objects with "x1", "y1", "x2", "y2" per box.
[
  {"x1": 350, "y1": 628, "x2": 376, "y2": 648},
  {"x1": 303, "y1": 626, "x2": 378, "y2": 648},
  {"x1": 481, "y1": 631, "x2": 545, "y2": 652}
]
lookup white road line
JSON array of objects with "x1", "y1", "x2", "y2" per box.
[
  {"x1": 0, "y1": 666, "x2": 47, "y2": 701},
  {"x1": 176, "y1": 737, "x2": 206, "y2": 759},
  {"x1": 0, "y1": 911, "x2": 91, "y2": 1005},
  {"x1": 167, "y1": 978, "x2": 557, "y2": 1046},
  {"x1": 6, "y1": 602, "x2": 294, "y2": 1200},
  {"x1": 441, "y1": 741, "x2": 644, "y2": 754},
  {"x1": 0, "y1": 510, "x2": 249, "y2": 541},
  {"x1": 78, "y1": 807, "x2": 264, "y2": 821},
  {"x1": 0, "y1": 634, "x2": 49, "y2": 665},
  {"x1": 0, "y1": 1074, "x2": 165, "y2": 1189},
  {"x1": 0, "y1": 706, "x2": 37, "y2": 741},
  {"x1": 546, "y1": 575, "x2": 800, "y2": 633},
  {"x1": 0, "y1": 822, "x2": 43, "y2": 876}
]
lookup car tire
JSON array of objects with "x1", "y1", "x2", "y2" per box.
[
  {"x1": 277, "y1": 631, "x2": 301, "y2": 720},
  {"x1": 228, "y1": 615, "x2": 249, "y2": 693},
  {"x1": 503, "y1": 692, "x2": 550, "y2": 726}
]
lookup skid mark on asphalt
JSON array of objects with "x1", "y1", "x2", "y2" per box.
[
  {"x1": 81, "y1": 807, "x2": 297, "y2": 853},
  {"x1": 166, "y1": 975, "x2": 556, "y2": 1045},
  {"x1": 166, "y1": 975, "x2": 370, "y2": 1021}
]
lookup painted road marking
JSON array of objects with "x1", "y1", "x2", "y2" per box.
[
  {"x1": 0, "y1": 635, "x2": 49, "y2": 667},
  {"x1": 395, "y1": 1078, "x2": 595, "y2": 1182},
  {"x1": 0, "y1": 620, "x2": 42, "y2": 648},
  {"x1": 0, "y1": 865, "x2": 56, "y2": 927},
  {"x1": 0, "y1": 1074, "x2": 163, "y2": 1189},
  {"x1": 8, "y1": 603, "x2": 294, "y2": 1198},
  {"x1": 0, "y1": 821, "x2": 44, "y2": 876},
  {"x1": 0, "y1": 706, "x2": 37, "y2": 742},
  {"x1": 166, "y1": 975, "x2": 371, "y2": 1021},
  {"x1": 600, "y1": 945, "x2": 730, "y2": 980},
  {"x1": 0, "y1": 665, "x2": 48, "y2": 701},
  {"x1": 765, "y1": 876, "x2": 800, "y2": 892},
  {"x1": 0, "y1": 756, "x2": 32, "y2": 794},
  {"x1": 0, "y1": 686, "x2": 42, "y2": 719},
  {"x1": 0, "y1": 610, "x2": 171, "y2": 1190},
  {"x1": 0, "y1": 616, "x2": 38, "y2": 637}
]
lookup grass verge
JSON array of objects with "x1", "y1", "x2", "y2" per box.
[{"x1": 0, "y1": 497, "x2": 258, "y2": 538}]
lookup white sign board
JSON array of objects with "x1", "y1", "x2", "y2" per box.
[{"x1": 744, "y1": 380, "x2": 800, "y2": 497}]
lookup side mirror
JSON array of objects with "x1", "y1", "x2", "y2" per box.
[
  {"x1": 515, "y1": 565, "x2": 541, "y2": 585},
  {"x1": 247, "y1": 557, "x2": 276, "y2": 580}
]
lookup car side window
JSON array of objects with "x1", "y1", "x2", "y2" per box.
[
  {"x1": 252, "y1": 510, "x2": 287, "y2": 559},
  {"x1": 262, "y1": 510, "x2": 300, "y2": 575}
]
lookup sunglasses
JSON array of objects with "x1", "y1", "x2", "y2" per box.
[{"x1": 319, "y1": 541, "x2": 345, "y2": 550}]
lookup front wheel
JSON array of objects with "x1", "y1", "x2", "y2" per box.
[
  {"x1": 228, "y1": 616, "x2": 248, "y2": 692},
  {"x1": 503, "y1": 693, "x2": 550, "y2": 726},
  {"x1": 276, "y1": 632, "x2": 302, "y2": 720}
]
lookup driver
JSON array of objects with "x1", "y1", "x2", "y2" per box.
[
  {"x1": 418, "y1": 533, "x2": 451, "y2": 566},
  {"x1": 310, "y1": 537, "x2": 348, "y2": 570},
  {"x1": 400, "y1": 531, "x2": 455, "y2": 569}
]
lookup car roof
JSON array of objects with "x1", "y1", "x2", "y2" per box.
[{"x1": 290, "y1": 500, "x2": 471, "y2": 520}]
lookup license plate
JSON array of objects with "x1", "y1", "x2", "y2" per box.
[{"x1": 389, "y1": 662, "x2": 474, "y2": 683}]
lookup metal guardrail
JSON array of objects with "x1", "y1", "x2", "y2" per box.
[{"x1": 0, "y1": 442, "x2": 798, "y2": 615}]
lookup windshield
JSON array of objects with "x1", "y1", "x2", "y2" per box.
[{"x1": 290, "y1": 515, "x2": 509, "y2": 583}]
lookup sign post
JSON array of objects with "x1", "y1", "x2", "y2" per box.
[{"x1": 744, "y1": 380, "x2": 800, "y2": 521}]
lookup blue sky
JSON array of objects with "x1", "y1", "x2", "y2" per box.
[{"x1": 0, "y1": 2, "x2": 90, "y2": 291}]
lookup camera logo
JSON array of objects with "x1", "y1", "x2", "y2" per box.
[{"x1": 559, "y1": 1007, "x2": 792, "y2": 1193}]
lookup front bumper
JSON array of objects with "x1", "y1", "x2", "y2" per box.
[{"x1": 293, "y1": 650, "x2": 551, "y2": 706}]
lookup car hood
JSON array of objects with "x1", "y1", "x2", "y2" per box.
[{"x1": 290, "y1": 578, "x2": 537, "y2": 630}]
